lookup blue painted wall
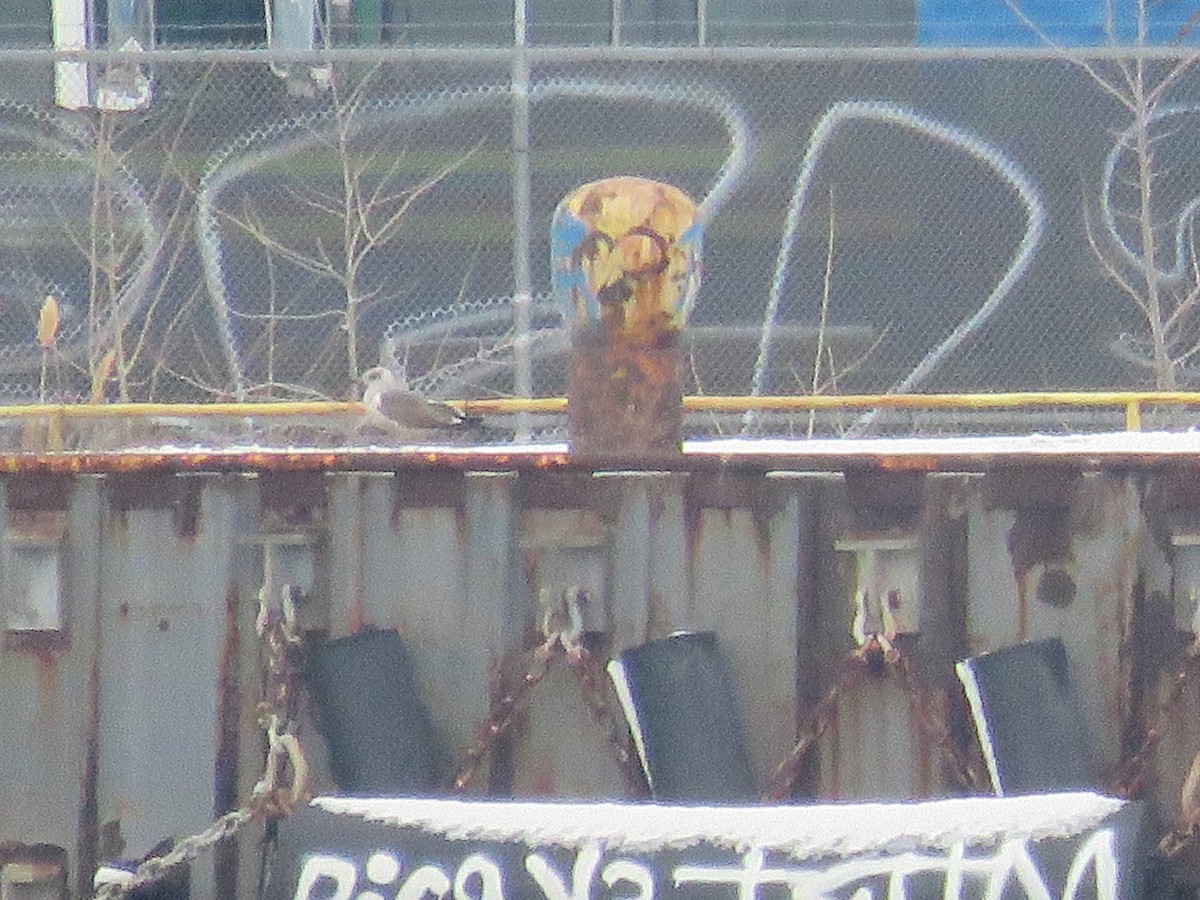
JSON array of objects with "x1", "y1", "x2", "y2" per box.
[{"x1": 917, "y1": 0, "x2": 1200, "y2": 45}]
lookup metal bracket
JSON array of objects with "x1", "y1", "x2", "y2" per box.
[
  {"x1": 836, "y1": 531, "x2": 921, "y2": 647},
  {"x1": 2, "y1": 510, "x2": 68, "y2": 642},
  {"x1": 1, "y1": 858, "x2": 67, "y2": 900},
  {"x1": 1170, "y1": 530, "x2": 1200, "y2": 641},
  {"x1": 538, "y1": 584, "x2": 596, "y2": 655},
  {"x1": 522, "y1": 508, "x2": 610, "y2": 642},
  {"x1": 243, "y1": 530, "x2": 325, "y2": 634}
]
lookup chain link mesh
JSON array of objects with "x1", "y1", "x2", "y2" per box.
[{"x1": 1, "y1": 48, "x2": 1199, "y2": 437}]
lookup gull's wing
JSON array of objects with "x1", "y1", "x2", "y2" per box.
[{"x1": 375, "y1": 387, "x2": 467, "y2": 429}]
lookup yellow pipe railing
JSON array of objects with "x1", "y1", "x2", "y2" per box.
[
  {"x1": 0, "y1": 400, "x2": 362, "y2": 418},
  {"x1": 3, "y1": 390, "x2": 1200, "y2": 431},
  {"x1": 465, "y1": 391, "x2": 1200, "y2": 430}
]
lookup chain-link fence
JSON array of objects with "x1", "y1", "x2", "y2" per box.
[{"x1": 1, "y1": 47, "x2": 1200, "y2": 439}]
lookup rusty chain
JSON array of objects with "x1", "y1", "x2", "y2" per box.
[
  {"x1": 100, "y1": 594, "x2": 1200, "y2": 891},
  {"x1": 765, "y1": 637, "x2": 988, "y2": 802},
  {"x1": 890, "y1": 652, "x2": 989, "y2": 793},
  {"x1": 92, "y1": 584, "x2": 309, "y2": 899},
  {"x1": 1109, "y1": 653, "x2": 1200, "y2": 800},
  {"x1": 449, "y1": 630, "x2": 560, "y2": 792},
  {"x1": 449, "y1": 626, "x2": 649, "y2": 796},
  {"x1": 94, "y1": 591, "x2": 641, "y2": 896},
  {"x1": 1104, "y1": 650, "x2": 1200, "y2": 863},
  {"x1": 764, "y1": 664, "x2": 862, "y2": 802},
  {"x1": 1159, "y1": 820, "x2": 1200, "y2": 862},
  {"x1": 251, "y1": 585, "x2": 310, "y2": 817},
  {"x1": 765, "y1": 633, "x2": 1200, "y2": 868},
  {"x1": 446, "y1": 616, "x2": 1200, "y2": 869},
  {"x1": 91, "y1": 811, "x2": 254, "y2": 900},
  {"x1": 570, "y1": 643, "x2": 651, "y2": 797},
  {"x1": 455, "y1": 624, "x2": 987, "y2": 804}
]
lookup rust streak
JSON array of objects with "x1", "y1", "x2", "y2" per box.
[
  {"x1": 878, "y1": 455, "x2": 939, "y2": 472},
  {"x1": 346, "y1": 501, "x2": 365, "y2": 636},
  {"x1": 77, "y1": 636, "x2": 101, "y2": 899},
  {"x1": 0, "y1": 446, "x2": 1190, "y2": 477},
  {"x1": 213, "y1": 584, "x2": 241, "y2": 893}
]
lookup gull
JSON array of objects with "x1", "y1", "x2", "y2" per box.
[{"x1": 359, "y1": 366, "x2": 480, "y2": 432}]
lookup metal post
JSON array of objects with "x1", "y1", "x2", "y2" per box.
[
  {"x1": 696, "y1": 0, "x2": 707, "y2": 45},
  {"x1": 552, "y1": 177, "x2": 702, "y2": 455},
  {"x1": 51, "y1": 0, "x2": 91, "y2": 109},
  {"x1": 511, "y1": 0, "x2": 533, "y2": 439}
]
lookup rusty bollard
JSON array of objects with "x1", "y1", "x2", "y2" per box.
[{"x1": 552, "y1": 177, "x2": 702, "y2": 455}]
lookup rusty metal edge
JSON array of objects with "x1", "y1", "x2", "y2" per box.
[{"x1": 0, "y1": 445, "x2": 1194, "y2": 474}]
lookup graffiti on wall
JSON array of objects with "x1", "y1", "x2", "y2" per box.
[
  {"x1": 289, "y1": 834, "x2": 1119, "y2": 899},
  {"x1": 0, "y1": 55, "x2": 1197, "y2": 409},
  {"x1": 266, "y1": 794, "x2": 1142, "y2": 900}
]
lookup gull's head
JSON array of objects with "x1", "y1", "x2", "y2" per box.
[
  {"x1": 360, "y1": 366, "x2": 395, "y2": 388},
  {"x1": 361, "y1": 365, "x2": 409, "y2": 387},
  {"x1": 359, "y1": 365, "x2": 402, "y2": 403}
]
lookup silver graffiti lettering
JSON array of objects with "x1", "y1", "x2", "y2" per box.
[
  {"x1": 292, "y1": 827, "x2": 1119, "y2": 900},
  {"x1": 1061, "y1": 829, "x2": 1118, "y2": 900},
  {"x1": 671, "y1": 831, "x2": 1118, "y2": 900},
  {"x1": 396, "y1": 864, "x2": 452, "y2": 900},
  {"x1": 292, "y1": 853, "x2": 357, "y2": 900},
  {"x1": 454, "y1": 853, "x2": 505, "y2": 900},
  {"x1": 600, "y1": 859, "x2": 654, "y2": 900},
  {"x1": 525, "y1": 843, "x2": 602, "y2": 900}
]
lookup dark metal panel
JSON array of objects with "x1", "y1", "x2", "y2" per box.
[
  {"x1": 72, "y1": 477, "x2": 104, "y2": 899},
  {"x1": 228, "y1": 472, "x2": 278, "y2": 900},
  {"x1": 915, "y1": 474, "x2": 974, "y2": 687},
  {"x1": 0, "y1": 475, "x2": 93, "y2": 889},
  {"x1": 820, "y1": 680, "x2": 926, "y2": 801},
  {"x1": 385, "y1": 484, "x2": 476, "y2": 758},
  {"x1": 7, "y1": 463, "x2": 1200, "y2": 896},
  {"x1": 816, "y1": 667, "x2": 930, "y2": 800},
  {"x1": 96, "y1": 475, "x2": 237, "y2": 897},
  {"x1": 611, "y1": 477, "x2": 655, "y2": 649},
  {"x1": 508, "y1": 663, "x2": 630, "y2": 798},
  {"x1": 646, "y1": 475, "x2": 691, "y2": 635},
  {"x1": 333, "y1": 469, "x2": 523, "y2": 794},
  {"x1": 965, "y1": 490, "x2": 1021, "y2": 649},
  {"x1": 685, "y1": 474, "x2": 800, "y2": 791},
  {"x1": 1135, "y1": 472, "x2": 1200, "y2": 846},
  {"x1": 967, "y1": 472, "x2": 1139, "y2": 778},
  {"x1": 914, "y1": 474, "x2": 976, "y2": 794},
  {"x1": 611, "y1": 473, "x2": 691, "y2": 646},
  {"x1": 758, "y1": 476, "x2": 804, "y2": 789},
  {"x1": 805, "y1": 473, "x2": 975, "y2": 800},
  {"x1": 512, "y1": 494, "x2": 627, "y2": 799},
  {"x1": 1027, "y1": 475, "x2": 1140, "y2": 774},
  {"x1": 339, "y1": 473, "x2": 398, "y2": 635},
  {"x1": 325, "y1": 472, "x2": 383, "y2": 638},
  {"x1": 461, "y1": 472, "x2": 526, "y2": 793},
  {"x1": 790, "y1": 473, "x2": 841, "y2": 799}
]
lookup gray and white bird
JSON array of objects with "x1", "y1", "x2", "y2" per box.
[{"x1": 359, "y1": 366, "x2": 480, "y2": 432}]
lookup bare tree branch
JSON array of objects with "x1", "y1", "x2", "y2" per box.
[{"x1": 1000, "y1": 0, "x2": 1135, "y2": 111}]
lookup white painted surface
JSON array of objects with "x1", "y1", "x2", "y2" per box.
[{"x1": 313, "y1": 792, "x2": 1124, "y2": 860}]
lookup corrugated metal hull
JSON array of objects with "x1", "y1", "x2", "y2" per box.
[{"x1": 0, "y1": 444, "x2": 1196, "y2": 894}]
